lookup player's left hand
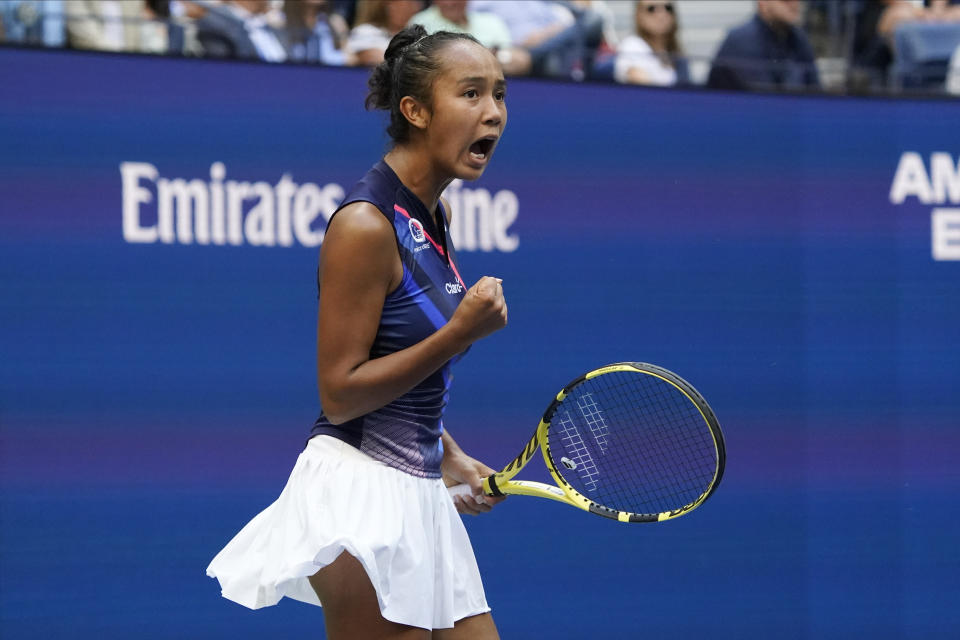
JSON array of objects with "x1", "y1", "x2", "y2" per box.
[{"x1": 442, "y1": 452, "x2": 506, "y2": 516}]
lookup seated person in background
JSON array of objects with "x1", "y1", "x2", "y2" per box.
[
  {"x1": 708, "y1": 0, "x2": 821, "y2": 91},
  {"x1": 851, "y1": 0, "x2": 912, "y2": 89},
  {"x1": 927, "y1": 0, "x2": 960, "y2": 21},
  {"x1": 949, "y1": 41, "x2": 960, "y2": 93},
  {"x1": 0, "y1": 0, "x2": 65, "y2": 47},
  {"x1": 567, "y1": 0, "x2": 625, "y2": 81},
  {"x1": 196, "y1": 0, "x2": 289, "y2": 62},
  {"x1": 470, "y1": 0, "x2": 582, "y2": 78},
  {"x1": 64, "y1": 0, "x2": 151, "y2": 52},
  {"x1": 615, "y1": 0, "x2": 689, "y2": 86},
  {"x1": 284, "y1": 0, "x2": 352, "y2": 65},
  {"x1": 142, "y1": 0, "x2": 204, "y2": 56},
  {"x1": 347, "y1": 0, "x2": 423, "y2": 66},
  {"x1": 852, "y1": 0, "x2": 960, "y2": 89},
  {"x1": 407, "y1": 0, "x2": 531, "y2": 75}
]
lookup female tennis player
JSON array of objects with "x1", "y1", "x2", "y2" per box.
[{"x1": 207, "y1": 25, "x2": 508, "y2": 640}]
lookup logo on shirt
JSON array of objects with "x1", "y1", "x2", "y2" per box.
[
  {"x1": 408, "y1": 218, "x2": 426, "y2": 244},
  {"x1": 445, "y1": 282, "x2": 464, "y2": 294}
]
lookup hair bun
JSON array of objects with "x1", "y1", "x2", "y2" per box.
[
  {"x1": 383, "y1": 24, "x2": 429, "y2": 66},
  {"x1": 367, "y1": 25, "x2": 429, "y2": 112}
]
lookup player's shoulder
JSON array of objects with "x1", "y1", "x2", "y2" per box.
[{"x1": 326, "y1": 200, "x2": 394, "y2": 246}]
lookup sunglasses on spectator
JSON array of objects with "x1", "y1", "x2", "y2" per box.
[{"x1": 644, "y1": 3, "x2": 675, "y2": 14}]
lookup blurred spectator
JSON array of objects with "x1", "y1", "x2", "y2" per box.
[
  {"x1": 470, "y1": 0, "x2": 584, "y2": 78},
  {"x1": 571, "y1": 0, "x2": 619, "y2": 50},
  {"x1": 890, "y1": 4, "x2": 960, "y2": 89},
  {"x1": 284, "y1": 0, "x2": 351, "y2": 65},
  {"x1": 568, "y1": 0, "x2": 620, "y2": 80},
  {"x1": 142, "y1": 0, "x2": 203, "y2": 55},
  {"x1": 948, "y1": 40, "x2": 960, "y2": 92},
  {"x1": 945, "y1": 0, "x2": 960, "y2": 91},
  {"x1": 926, "y1": 0, "x2": 960, "y2": 21},
  {"x1": 196, "y1": 0, "x2": 289, "y2": 62},
  {"x1": 852, "y1": 1, "x2": 927, "y2": 88},
  {"x1": 708, "y1": 0, "x2": 821, "y2": 91},
  {"x1": 407, "y1": 0, "x2": 531, "y2": 75},
  {"x1": 64, "y1": 0, "x2": 153, "y2": 52},
  {"x1": 614, "y1": 1, "x2": 689, "y2": 86},
  {"x1": 853, "y1": 0, "x2": 960, "y2": 89},
  {"x1": 347, "y1": 0, "x2": 423, "y2": 66},
  {"x1": 0, "y1": 0, "x2": 65, "y2": 47}
]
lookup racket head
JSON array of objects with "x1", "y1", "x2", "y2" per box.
[{"x1": 540, "y1": 362, "x2": 725, "y2": 522}]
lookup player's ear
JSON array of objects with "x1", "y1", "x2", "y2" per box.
[{"x1": 399, "y1": 96, "x2": 430, "y2": 132}]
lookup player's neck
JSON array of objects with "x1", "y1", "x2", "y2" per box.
[{"x1": 383, "y1": 147, "x2": 451, "y2": 215}]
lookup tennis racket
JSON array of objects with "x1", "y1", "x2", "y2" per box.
[{"x1": 448, "y1": 362, "x2": 725, "y2": 522}]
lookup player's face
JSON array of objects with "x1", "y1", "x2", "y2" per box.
[{"x1": 424, "y1": 40, "x2": 507, "y2": 181}]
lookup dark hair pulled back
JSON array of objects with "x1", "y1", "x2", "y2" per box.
[{"x1": 366, "y1": 25, "x2": 482, "y2": 144}]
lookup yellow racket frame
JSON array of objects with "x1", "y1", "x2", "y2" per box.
[{"x1": 480, "y1": 362, "x2": 725, "y2": 523}]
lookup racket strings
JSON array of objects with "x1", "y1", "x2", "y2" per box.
[
  {"x1": 547, "y1": 371, "x2": 717, "y2": 515},
  {"x1": 611, "y1": 375, "x2": 715, "y2": 511}
]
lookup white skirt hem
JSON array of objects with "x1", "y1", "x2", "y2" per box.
[{"x1": 206, "y1": 435, "x2": 489, "y2": 630}]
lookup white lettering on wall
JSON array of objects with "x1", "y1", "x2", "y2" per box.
[
  {"x1": 444, "y1": 179, "x2": 520, "y2": 253},
  {"x1": 932, "y1": 208, "x2": 960, "y2": 261},
  {"x1": 121, "y1": 162, "x2": 159, "y2": 243},
  {"x1": 890, "y1": 152, "x2": 960, "y2": 262},
  {"x1": 121, "y1": 164, "x2": 518, "y2": 251},
  {"x1": 930, "y1": 153, "x2": 960, "y2": 204},
  {"x1": 157, "y1": 177, "x2": 208, "y2": 244},
  {"x1": 890, "y1": 152, "x2": 960, "y2": 205},
  {"x1": 119, "y1": 162, "x2": 341, "y2": 248}
]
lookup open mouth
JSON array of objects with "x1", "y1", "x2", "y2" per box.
[{"x1": 468, "y1": 136, "x2": 497, "y2": 162}]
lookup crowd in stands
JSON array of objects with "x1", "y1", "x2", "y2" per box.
[{"x1": 1, "y1": 0, "x2": 959, "y2": 95}]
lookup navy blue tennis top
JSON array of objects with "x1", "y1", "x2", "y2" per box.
[{"x1": 310, "y1": 160, "x2": 468, "y2": 478}]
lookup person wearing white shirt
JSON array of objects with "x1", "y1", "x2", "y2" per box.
[
  {"x1": 346, "y1": 0, "x2": 423, "y2": 66},
  {"x1": 614, "y1": 0, "x2": 687, "y2": 87},
  {"x1": 64, "y1": 0, "x2": 145, "y2": 52}
]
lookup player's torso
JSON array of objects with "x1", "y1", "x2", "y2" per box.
[{"x1": 311, "y1": 160, "x2": 467, "y2": 478}]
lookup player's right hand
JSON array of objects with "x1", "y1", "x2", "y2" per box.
[{"x1": 448, "y1": 276, "x2": 507, "y2": 346}]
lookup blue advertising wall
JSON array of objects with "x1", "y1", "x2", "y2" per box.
[{"x1": 1, "y1": 48, "x2": 959, "y2": 638}]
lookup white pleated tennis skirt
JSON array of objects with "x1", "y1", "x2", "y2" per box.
[{"x1": 206, "y1": 435, "x2": 489, "y2": 630}]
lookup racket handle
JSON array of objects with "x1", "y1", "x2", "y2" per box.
[{"x1": 447, "y1": 483, "x2": 484, "y2": 503}]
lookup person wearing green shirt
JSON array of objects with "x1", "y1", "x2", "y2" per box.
[{"x1": 408, "y1": 0, "x2": 531, "y2": 75}]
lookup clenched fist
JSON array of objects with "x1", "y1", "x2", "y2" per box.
[{"x1": 447, "y1": 276, "x2": 508, "y2": 347}]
